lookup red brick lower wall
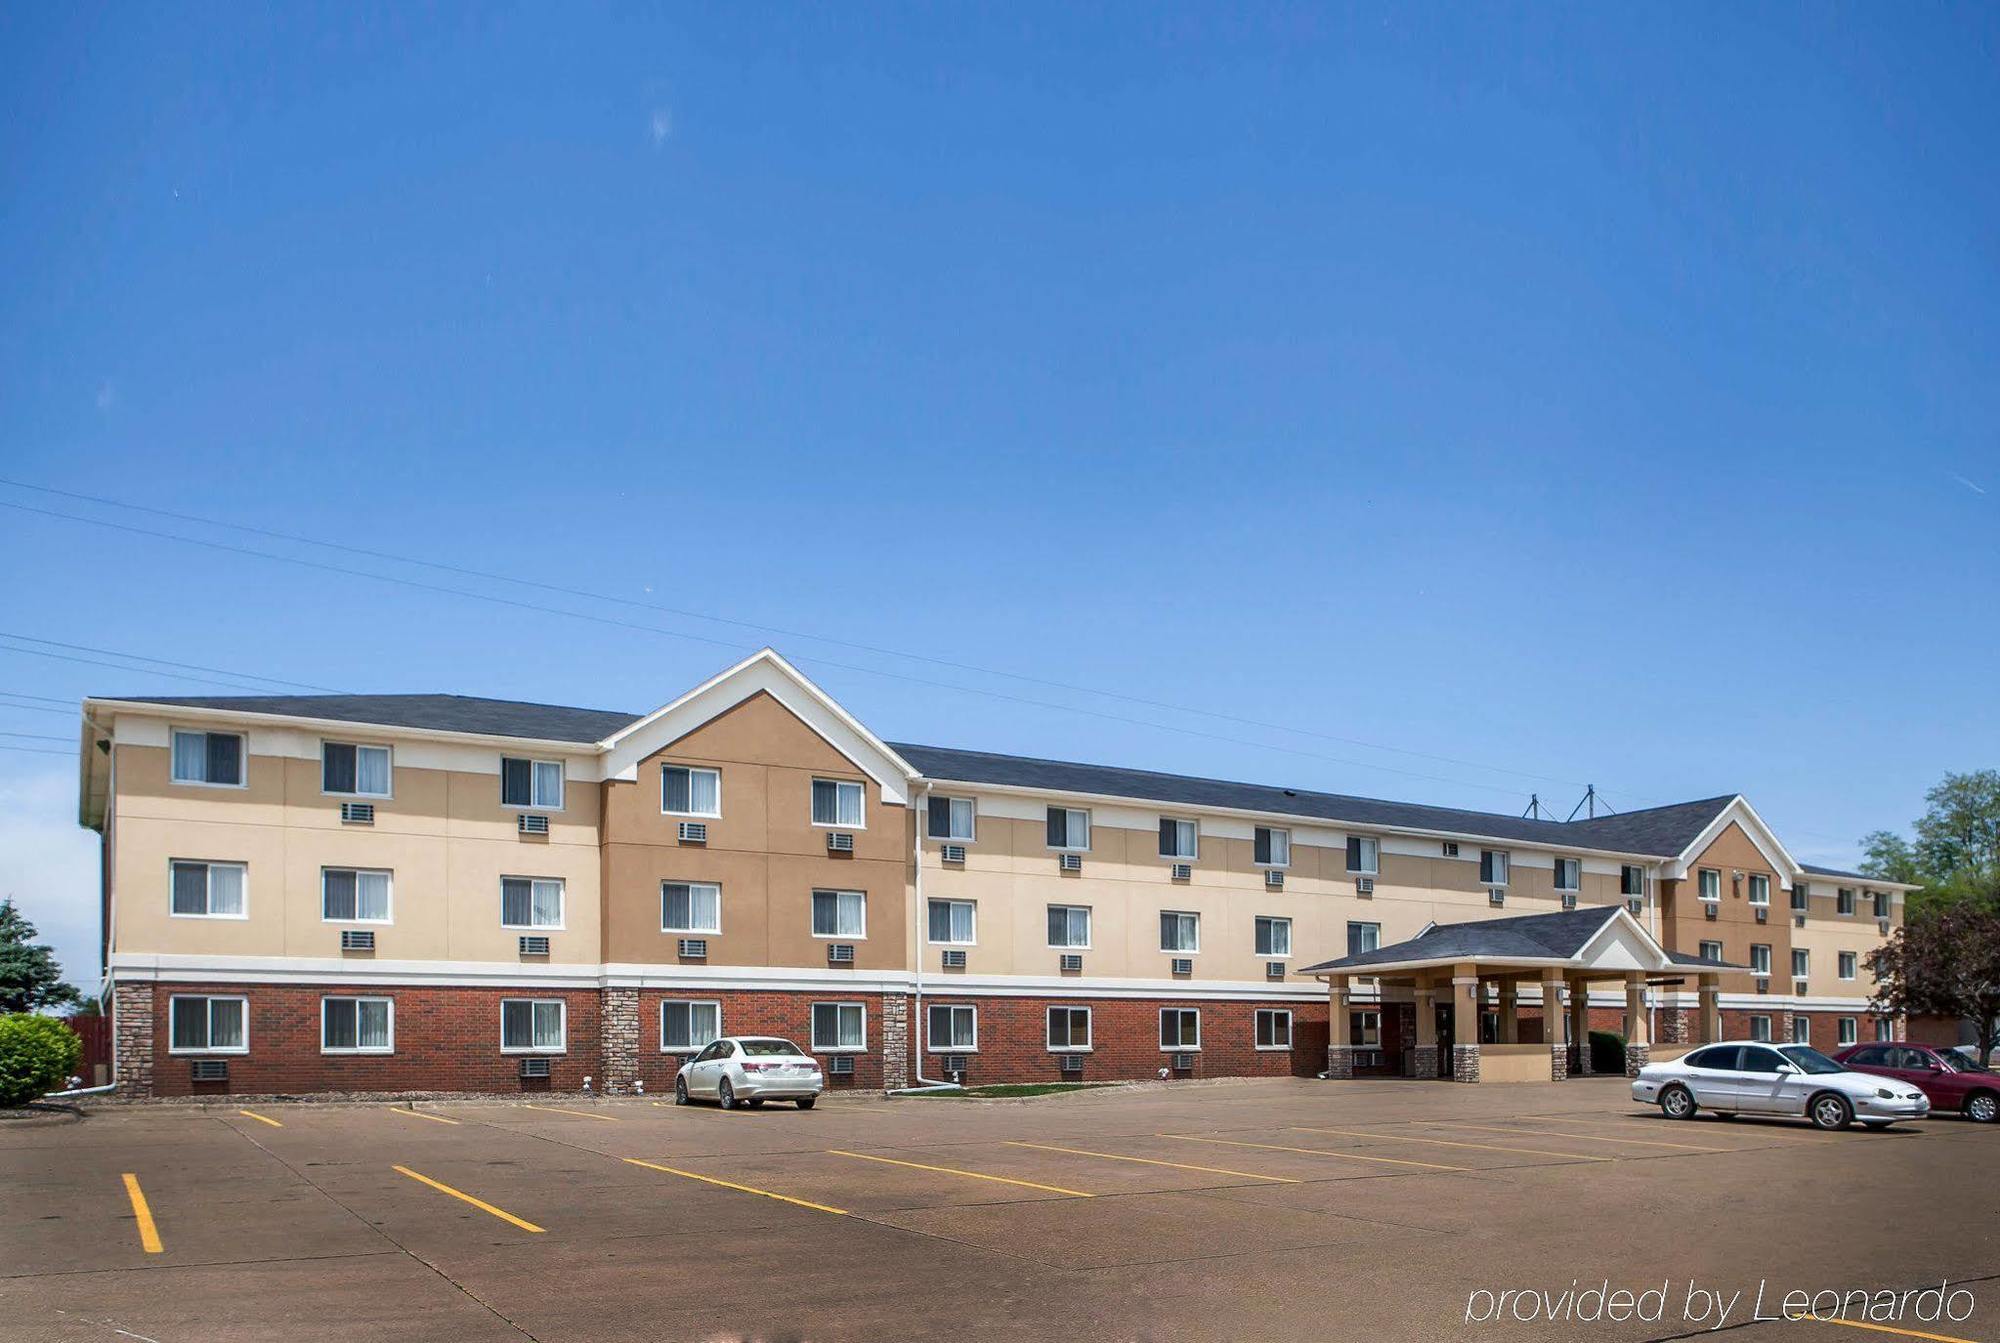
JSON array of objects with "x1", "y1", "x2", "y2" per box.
[{"x1": 638, "y1": 990, "x2": 897, "y2": 1094}]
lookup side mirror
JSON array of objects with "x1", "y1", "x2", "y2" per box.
[{"x1": 1776, "y1": 1063, "x2": 1800, "y2": 1075}]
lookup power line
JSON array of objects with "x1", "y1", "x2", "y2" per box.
[
  {"x1": 0, "y1": 640, "x2": 309, "y2": 695},
  {"x1": 0, "y1": 744, "x2": 70, "y2": 757},
  {"x1": 0, "y1": 698, "x2": 72, "y2": 716},
  {"x1": 0, "y1": 731, "x2": 67, "y2": 742},
  {"x1": 0, "y1": 690, "x2": 74, "y2": 705},
  {"x1": 0, "y1": 631, "x2": 337, "y2": 693}
]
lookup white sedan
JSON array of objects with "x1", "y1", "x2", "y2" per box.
[
  {"x1": 1632, "y1": 1041, "x2": 1929, "y2": 1130},
  {"x1": 674, "y1": 1036, "x2": 824, "y2": 1110}
]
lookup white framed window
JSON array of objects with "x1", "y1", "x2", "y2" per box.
[
  {"x1": 1793, "y1": 1017, "x2": 1813, "y2": 1045},
  {"x1": 1479, "y1": 849, "x2": 1509, "y2": 886},
  {"x1": 811, "y1": 889, "x2": 866, "y2": 938},
  {"x1": 1159, "y1": 1008, "x2": 1201, "y2": 1050},
  {"x1": 322, "y1": 741, "x2": 391, "y2": 798},
  {"x1": 1347, "y1": 921, "x2": 1380, "y2": 957},
  {"x1": 1748, "y1": 1014, "x2": 1772, "y2": 1043},
  {"x1": 1352, "y1": 1009, "x2": 1382, "y2": 1048},
  {"x1": 1748, "y1": 874, "x2": 1770, "y2": 907},
  {"x1": 321, "y1": 997, "x2": 393, "y2": 1054},
  {"x1": 1254, "y1": 916, "x2": 1292, "y2": 957},
  {"x1": 1698, "y1": 869, "x2": 1721, "y2": 902},
  {"x1": 661, "y1": 882, "x2": 721, "y2": 934},
  {"x1": 1047, "y1": 904, "x2": 1091, "y2": 949},
  {"x1": 170, "y1": 728, "x2": 244, "y2": 787},
  {"x1": 1837, "y1": 1016, "x2": 1858, "y2": 1046},
  {"x1": 1750, "y1": 944, "x2": 1772, "y2": 976},
  {"x1": 1791, "y1": 882, "x2": 1811, "y2": 912},
  {"x1": 1791, "y1": 948, "x2": 1809, "y2": 979},
  {"x1": 500, "y1": 999, "x2": 566, "y2": 1053},
  {"x1": 1553, "y1": 858, "x2": 1581, "y2": 892},
  {"x1": 1254, "y1": 827, "x2": 1291, "y2": 868},
  {"x1": 1874, "y1": 1017, "x2": 1893, "y2": 1042},
  {"x1": 1255, "y1": 1009, "x2": 1292, "y2": 1050},
  {"x1": 811, "y1": 778, "x2": 865, "y2": 828},
  {"x1": 1620, "y1": 865, "x2": 1645, "y2": 898},
  {"x1": 1837, "y1": 888, "x2": 1857, "y2": 915},
  {"x1": 322, "y1": 868, "x2": 392, "y2": 924},
  {"x1": 1871, "y1": 890, "x2": 1891, "y2": 919},
  {"x1": 1158, "y1": 817, "x2": 1198, "y2": 860},
  {"x1": 500, "y1": 876, "x2": 565, "y2": 930},
  {"x1": 811, "y1": 1001, "x2": 866, "y2": 1051},
  {"x1": 662, "y1": 765, "x2": 721, "y2": 817},
  {"x1": 170, "y1": 860, "x2": 247, "y2": 919},
  {"x1": 1046, "y1": 1006, "x2": 1091, "y2": 1051},
  {"x1": 1045, "y1": 807, "x2": 1091, "y2": 851},
  {"x1": 501, "y1": 757, "x2": 564, "y2": 810},
  {"x1": 1159, "y1": 910, "x2": 1200, "y2": 953},
  {"x1": 1699, "y1": 939, "x2": 1724, "y2": 962},
  {"x1": 169, "y1": 995, "x2": 247, "y2": 1054},
  {"x1": 1838, "y1": 951, "x2": 1857, "y2": 980},
  {"x1": 660, "y1": 1000, "x2": 721, "y2": 1052},
  {"x1": 927, "y1": 796, "x2": 975, "y2": 842},
  {"x1": 927, "y1": 898, "x2": 976, "y2": 945},
  {"x1": 1347, "y1": 836, "x2": 1381, "y2": 876},
  {"x1": 927, "y1": 1003, "x2": 977, "y2": 1051}
]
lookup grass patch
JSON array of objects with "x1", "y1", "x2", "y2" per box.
[{"x1": 905, "y1": 1083, "x2": 1116, "y2": 1099}]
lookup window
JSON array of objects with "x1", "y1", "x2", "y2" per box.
[
  {"x1": 500, "y1": 877, "x2": 565, "y2": 929},
  {"x1": 1792, "y1": 1017, "x2": 1812, "y2": 1045},
  {"x1": 927, "y1": 899, "x2": 976, "y2": 945},
  {"x1": 927, "y1": 1003, "x2": 977, "y2": 1050},
  {"x1": 811, "y1": 1002, "x2": 866, "y2": 1051},
  {"x1": 1699, "y1": 939, "x2": 1724, "y2": 962},
  {"x1": 168, "y1": 995, "x2": 247, "y2": 1054},
  {"x1": 1791, "y1": 948, "x2": 1810, "y2": 979},
  {"x1": 322, "y1": 741, "x2": 391, "y2": 797},
  {"x1": 1347, "y1": 836, "x2": 1381, "y2": 875},
  {"x1": 1742, "y1": 1044, "x2": 1786, "y2": 1071},
  {"x1": 662, "y1": 765, "x2": 721, "y2": 817},
  {"x1": 169, "y1": 860, "x2": 246, "y2": 918},
  {"x1": 1553, "y1": 858, "x2": 1581, "y2": 892},
  {"x1": 1750, "y1": 944, "x2": 1772, "y2": 976},
  {"x1": 1254, "y1": 916, "x2": 1292, "y2": 957},
  {"x1": 1686, "y1": 1046, "x2": 1738, "y2": 1071},
  {"x1": 500, "y1": 999, "x2": 566, "y2": 1052},
  {"x1": 1874, "y1": 1017, "x2": 1893, "y2": 1042},
  {"x1": 501, "y1": 757, "x2": 564, "y2": 810},
  {"x1": 1791, "y1": 882, "x2": 1810, "y2": 912},
  {"x1": 1347, "y1": 921, "x2": 1381, "y2": 957},
  {"x1": 1046, "y1": 1006, "x2": 1091, "y2": 1050},
  {"x1": 811, "y1": 778, "x2": 865, "y2": 827},
  {"x1": 1837, "y1": 887, "x2": 1856, "y2": 915},
  {"x1": 1159, "y1": 1008, "x2": 1201, "y2": 1050},
  {"x1": 1480, "y1": 849, "x2": 1510, "y2": 886},
  {"x1": 1047, "y1": 904, "x2": 1091, "y2": 948},
  {"x1": 322, "y1": 868, "x2": 391, "y2": 923},
  {"x1": 1838, "y1": 1017, "x2": 1858, "y2": 1046},
  {"x1": 660, "y1": 1000, "x2": 721, "y2": 1052},
  {"x1": 1159, "y1": 817, "x2": 1197, "y2": 860},
  {"x1": 1254, "y1": 827, "x2": 1291, "y2": 867},
  {"x1": 1748, "y1": 1015, "x2": 1772, "y2": 1043},
  {"x1": 321, "y1": 997, "x2": 393, "y2": 1054},
  {"x1": 170, "y1": 729, "x2": 244, "y2": 786},
  {"x1": 1255, "y1": 1009, "x2": 1292, "y2": 1050},
  {"x1": 1871, "y1": 890, "x2": 1891, "y2": 918},
  {"x1": 661, "y1": 882, "x2": 721, "y2": 934},
  {"x1": 1159, "y1": 910, "x2": 1200, "y2": 953},
  {"x1": 1620, "y1": 865, "x2": 1645, "y2": 898},
  {"x1": 1698, "y1": 869, "x2": 1721, "y2": 902},
  {"x1": 1352, "y1": 1010, "x2": 1382, "y2": 1047},
  {"x1": 1045, "y1": 806, "x2": 1091, "y2": 851},
  {"x1": 1748, "y1": 874, "x2": 1770, "y2": 907},
  {"x1": 811, "y1": 889, "x2": 867, "y2": 938},
  {"x1": 927, "y1": 796, "x2": 975, "y2": 841},
  {"x1": 1838, "y1": 951, "x2": 1857, "y2": 980}
]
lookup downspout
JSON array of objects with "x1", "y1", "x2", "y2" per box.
[{"x1": 893, "y1": 783, "x2": 958, "y2": 1093}]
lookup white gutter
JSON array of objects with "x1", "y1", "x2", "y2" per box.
[{"x1": 895, "y1": 783, "x2": 957, "y2": 1094}]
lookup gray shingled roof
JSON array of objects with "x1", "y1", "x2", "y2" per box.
[
  {"x1": 98, "y1": 694, "x2": 641, "y2": 743},
  {"x1": 1800, "y1": 862, "x2": 1878, "y2": 883},
  {"x1": 1299, "y1": 905, "x2": 1747, "y2": 974}
]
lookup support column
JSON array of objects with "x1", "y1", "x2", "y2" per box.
[
  {"x1": 1325, "y1": 976, "x2": 1354, "y2": 1079},
  {"x1": 1623, "y1": 972, "x2": 1651, "y2": 1077},
  {"x1": 1498, "y1": 981, "x2": 1519, "y2": 1044},
  {"x1": 881, "y1": 994, "x2": 909, "y2": 1092},
  {"x1": 113, "y1": 981, "x2": 154, "y2": 1098},
  {"x1": 1698, "y1": 974, "x2": 1722, "y2": 1044},
  {"x1": 1570, "y1": 977, "x2": 1593, "y2": 1076},
  {"x1": 1451, "y1": 964, "x2": 1481, "y2": 1083},
  {"x1": 600, "y1": 987, "x2": 640, "y2": 1094},
  {"x1": 1412, "y1": 979, "x2": 1439, "y2": 1080},
  {"x1": 1543, "y1": 972, "x2": 1568, "y2": 1081}
]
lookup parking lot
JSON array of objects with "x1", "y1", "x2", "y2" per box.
[{"x1": 3, "y1": 1077, "x2": 1995, "y2": 1343}]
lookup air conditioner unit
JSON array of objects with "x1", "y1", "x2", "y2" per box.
[
  {"x1": 1170, "y1": 863, "x2": 1192, "y2": 881},
  {"x1": 828, "y1": 1055, "x2": 855, "y2": 1076},
  {"x1": 1794, "y1": 979, "x2": 1810, "y2": 996},
  {"x1": 1877, "y1": 919, "x2": 1891, "y2": 935},
  {"x1": 1560, "y1": 893, "x2": 1578, "y2": 911},
  {"x1": 1266, "y1": 961, "x2": 1286, "y2": 980},
  {"x1": 1058, "y1": 852, "x2": 1082, "y2": 873},
  {"x1": 1488, "y1": 888, "x2": 1506, "y2": 907},
  {"x1": 339, "y1": 801, "x2": 374, "y2": 825},
  {"x1": 518, "y1": 1057, "x2": 552, "y2": 1079},
  {"x1": 517, "y1": 814, "x2": 549, "y2": 836},
  {"x1": 1059, "y1": 1053, "x2": 1084, "y2": 1074},
  {"x1": 1755, "y1": 977, "x2": 1770, "y2": 995},
  {"x1": 340, "y1": 929, "x2": 375, "y2": 952},
  {"x1": 828, "y1": 943, "x2": 856, "y2": 964},
  {"x1": 943, "y1": 1054, "x2": 968, "y2": 1076},
  {"x1": 827, "y1": 832, "x2": 855, "y2": 854},
  {"x1": 1794, "y1": 914, "x2": 1808, "y2": 929},
  {"x1": 1441, "y1": 841, "x2": 1460, "y2": 858},
  {"x1": 518, "y1": 935, "x2": 550, "y2": 956},
  {"x1": 1704, "y1": 902, "x2": 1719, "y2": 920},
  {"x1": 1755, "y1": 907, "x2": 1768, "y2": 923},
  {"x1": 1356, "y1": 877, "x2": 1375, "y2": 896},
  {"x1": 677, "y1": 821, "x2": 707, "y2": 844},
  {"x1": 940, "y1": 844, "x2": 966, "y2": 864},
  {"x1": 941, "y1": 949, "x2": 967, "y2": 969},
  {"x1": 1059, "y1": 953, "x2": 1083, "y2": 972},
  {"x1": 1265, "y1": 868, "x2": 1284, "y2": 889},
  {"x1": 677, "y1": 938, "x2": 708, "y2": 959},
  {"x1": 1170, "y1": 957, "x2": 1193, "y2": 976},
  {"x1": 1172, "y1": 1052, "x2": 1195, "y2": 1071},
  {"x1": 1626, "y1": 898, "x2": 1644, "y2": 915},
  {"x1": 190, "y1": 1059, "x2": 228, "y2": 1082}
]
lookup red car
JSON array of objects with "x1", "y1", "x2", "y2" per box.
[{"x1": 1833, "y1": 1043, "x2": 1999, "y2": 1124}]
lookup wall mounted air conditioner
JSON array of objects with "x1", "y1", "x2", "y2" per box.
[
  {"x1": 1627, "y1": 898, "x2": 1644, "y2": 915},
  {"x1": 519, "y1": 1057, "x2": 552, "y2": 1079},
  {"x1": 677, "y1": 821, "x2": 707, "y2": 844},
  {"x1": 518, "y1": 935, "x2": 550, "y2": 956},
  {"x1": 827, "y1": 832, "x2": 855, "y2": 854},
  {"x1": 1561, "y1": 893, "x2": 1578, "y2": 911},
  {"x1": 1356, "y1": 877, "x2": 1375, "y2": 896},
  {"x1": 1704, "y1": 902, "x2": 1719, "y2": 920},
  {"x1": 1172, "y1": 1053, "x2": 1195, "y2": 1071},
  {"x1": 1059, "y1": 953, "x2": 1083, "y2": 972},
  {"x1": 339, "y1": 802, "x2": 374, "y2": 825},
  {"x1": 943, "y1": 1054, "x2": 968, "y2": 1076},
  {"x1": 1755, "y1": 907, "x2": 1768, "y2": 923},
  {"x1": 828, "y1": 943, "x2": 855, "y2": 964},
  {"x1": 1059, "y1": 1053, "x2": 1084, "y2": 1074},
  {"x1": 1794, "y1": 914, "x2": 1808, "y2": 929},
  {"x1": 1059, "y1": 852, "x2": 1082, "y2": 873},
  {"x1": 1877, "y1": 919, "x2": 1891, "y2": 935},
  {"x1": 941, "y1": 949, "x2": 966, "y2": 969},
  {"x1": 1794, "y1": 979, "x2": 1810, "y2": 996},
  {"x1": 339, "y1": 929, "x2": 375, "y2": 952},
  {"x1": 1488, "y1": 888, "x2": 1506, "y2": 907},
  {"x1": 190, "y1": 1059, "x2": 228, "y2": 1082},
  {"x1": 1755, "y1": 977, "x2": 1769, "y2": 994},
  {"x1": 677, "y1": 938, "x2": 708, "y2": 959},
  {"x1": 1170, "y1": 957, "x2": 1193, "y2": 976},
  {"x1": 1266, "y1": 961, "x2": 1286, "y2": 980},
  {"x1": 1265, "y1": 869, "x2": 1285, "y2": 889},
  {"x1": 940, "y1": 844, "x2": 966, "y2": 864},
  {"x1": 828, "y1": 1055, "x2": 855, "y2": 1076},
  {"x1": 518, "y1": 813, "x2": 549, "y2": 836},
  {"x1": 1441, "y1": 841, "x2": 1460, "y2": 858},
  {"x1": 1170, "y1": 863, "x2": 1192, "y2": 881}
]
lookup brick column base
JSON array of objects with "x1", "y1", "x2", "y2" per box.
[
  {"x1": 1451, "y1": 1044, "x2": 1481, "y2": 1083},
  {"x1": 881, "y1": 995, "x2": 909, "y2": 1092},
  {"x1": 601, "y1": 988, "x2": 639, "y2": 1094},
  {"x1": 113, "y1": 983, "x2": 154, "y2": 1097},
  {"x1": 1659, "y1": 1008, "x2": 1689, "y2": 1044},
  {"x1": 1549, "y1": 1044, "x2": 1569, "y2": 1082},
  {"x1": 1324, "y1": 1045, "x2": 1354, "y2": 1079},
  {"x1": 1625, "y1": 1043, "x2": 1650, "y2": 1077},
  {"x1": 1410, "y1": 1044, "x2": 1438, "y2": 1079}
]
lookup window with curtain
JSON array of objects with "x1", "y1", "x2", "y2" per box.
[
  {"x1": 322, "y1": 869, "x2": 391, "y2": 923},
  {"x1": 1699, "y1": 869, "x2": 1721, "y2": 901},
  {"x1": 1554, "y1": 858, "x2": 1581, "y2": 891},
  {"x1": 661, "y1": 882, "x2": 721, "y2": 933},
  {"x1": 1750, "y1": 944, "x2": 1772, "y2": 975},
  {"x1": 501, "y1": 757, "x2": 564, "y2": 809},
  {"x1": 170, "y1": 860, "x2": 245, "y2": 918},
  {"x1": 1838, "y1": 1018, "x2": 1857, "y2": 1045},
  {"x1": 1046, "y1": 1007, "x2": 1091, "y2": 1049},
  {"x1": 1792, "y1": 948, "x2": 1809, "y2": 978},
  {"x1": 662, "y1": 765, "x2": 721, "y2": 816},
  {"x1": 811, "y1": 778, "x2": 864, "y2": 827},
  {"x1": 927, "y1": 899, "x2": 975, "y2": 944},
  {"x1": 1254, "y1": 916, "x2": 1291, "y2": 957},
  {"x1": 169, "y1": 996, "x2": 247, "y2": 1052},
  {"x1": 661, "y1": 1000, "x2": 721, "y2": 1051},
  {"x1": 1837, "y1": 888, "x2": 1856, "y2": 915},
  {"x1": 1480, "y1": 850, "x2": 1510, "y2": 886},
  {"x1": 1347, "y1": 921, "x2": 1380, "y2": 957},
  {"x1": 1254, "y1": 827, "x2": 1291, "y2": 867},
  {"x1": 170, "y1": 729, "x2": 243, "y2": 786},
  {"x1": 1047, "y1": 905, "x2": 1091, "y2": 948},
  {"x1": 811, "y1": 1002, "x2": 865, "y2": 1050},
  {"x1": 811, "y1": 889, "x2": 866, "y2": 937},
  {"x1": 1255, "y1": 1009, "x2": 1292, "y2": 1049},
  {"x1": 1699, "y1": 940, "x2": 1723, "y2": 961},
  {"x1": 1871, "y1": 891, "x2": 1890, "y2": 918},
  {"x1": 1621, "y1": 865, "x2": 1645, "y2": 897},
  {"x1": 927, "y1": 1004, "x2": 976, "y2": 1049},
  {"x1": 927, "y1": 796, "x2": 975, "y2": 841},
  {"x1": 1838, "y1": 952, "x2": 1857, "y2": 979},
  {"x1": 1749, "y1": 1015, "x2": 1772, "y2": 1043},
  {"x1": 322, "y1": 742, "x2": 391, "y2": 796},
  {"x1": 1791, "y1": 882, "x2": 1810, "y2": 912},
  {"x1": 501, "y1": 877, "x2": 564, "y2": 929},
  {"x1": 1159, "y1": 910, "x2": 1199, "y2": 953},
  {"x1": 1794, "y1": 1018, "x2": 1813, "y2": 1045},
  {"x1": 1159, "y1": 1008, "x2": 1200, "y2": 1049},
  {"x1": 1748, "y1": 874, "x2": 1770, "y2": 906},
  {"x1": 501, "y1": 999, "x2": 565, "y2": 1051},
  {"x1": 1346, "y1": 836, "x2": 1381, "y2": 875},
  {"x1": 1158, "y1": 817, "x2": 1197, "y2": 859},
  {"x1": 1045, "y1": 807, "x2": 1091, "y2": 850},
  {"x1": 322, "y1": 997, "x2": 392, "y2": 1053}
]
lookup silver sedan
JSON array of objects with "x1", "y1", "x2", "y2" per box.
[
  {"x1": 1632, "y1": 1041, "x2": 1928, "y2": 1130},
  {"x1": 674, "y1": 1036, "x2": 825, "y2": 1110}
]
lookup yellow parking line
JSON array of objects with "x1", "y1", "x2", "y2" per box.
[
  {"x1": 237, "y1": 1109, "x2": 283, "y2": 1128},
  {"x1": 1003, "y1": 1140, "x2": 1299, "y2": 1183},
  {"x1": 1428, "y1": 1121, "x2": 1730, "y2": 1152},
  {"x1": 1294, "y1": 1126, "x2": 1611, "y2": 1162},
  {"x1": 1789, "y1": 1313, "x2": 1978, "y2": 1343},
  {"x1": 389, "y1": 1107, "x2": 460, "y2": 1125},
  {"x1": 1162, "y1": 1133, "x2": 1468, "y2": 1172},
  {"x1": 521, "y1": 1104, "x2": 620, "y2": 1122},
  {"x1": 827, "y1": 1149, "x2": 1095, "y2": 1197},
  {"x1": 393, "y1": 1165, "x2": 545, "y2": 1233},
  {"x1": 120, "y1": 1174, "x2": 162, "y2": 1254},
  {"x1": 624, "y1": 1158, "x2": 848, "y2": 1215}
]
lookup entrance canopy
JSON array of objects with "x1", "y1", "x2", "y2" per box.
[{"x1": 1299, "y1": 905, "x2": 1741, "y2": 981}]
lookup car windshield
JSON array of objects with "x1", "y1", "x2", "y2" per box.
[
  {"x1": 1942, "y1": 1052, "x2": 1991, "y2": 1074},
  {"x1": 1778, "y1": 1045, "x2": 1845, "y2": 1075},
  {"x1": 739, "y1": 1038, "x2": 805, "y2": 1057}
]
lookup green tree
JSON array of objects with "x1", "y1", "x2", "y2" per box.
[
  {"x1": 1867, "y1": 904, "x2": 2000, "y2": 1068},
  {"x1": 0, "y1": 899, "x2": 84, "y2": 1015},
  {"x1": 0, "y1": 1013, "x2": 84, "y2": 1107},
  {"x1": 1862, "y1": 770, "x2": 2000, "y2": 917}
]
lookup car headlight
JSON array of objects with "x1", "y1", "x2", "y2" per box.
[{"x1": 1876, "y1": 1088, "x2": 1895, "y2": 1099}]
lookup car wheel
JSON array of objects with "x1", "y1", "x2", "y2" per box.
[
  {"x1": 718, "y1": 1078, "x2": 737, "y2": 1111},
  {"x1": 1809, "y1": 1092, "x2": 1853, "y2": 1131},
  {"x1": 796, "y1": 1096, "x2": 816, "y2": 1110},
  {"x1": 1964, "y1": 1091, "x2": 1999, "y2": 1124},
  {"x1": 1659, "y1": 1084, "x2": 1695, "y2": 1120}
]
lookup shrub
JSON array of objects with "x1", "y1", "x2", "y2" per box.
[
  {"x1": 0, "y1": 1013, "x2": 83, "y2": 1107},
  {"x1": 1588, "y1": 1029, "x2": 1626, "y2": 1074}
]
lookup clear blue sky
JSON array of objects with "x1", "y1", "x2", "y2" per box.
[{"x1": 2, "y1": 6, "x2": 1995, "y2": 990}]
